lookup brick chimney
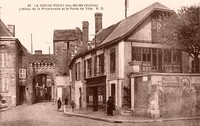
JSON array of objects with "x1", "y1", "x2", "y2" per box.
[
  {"x1": 82, "y1": 21, "x2": 89, "y2": 49},
  {"x1": 95, "y1": 13, "x2": 102, "y2": 34},
  {"x1": 7, "y1": 25, "x2": 15, "y2": 37}
]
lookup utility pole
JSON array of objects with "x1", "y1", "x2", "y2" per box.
[
  {"x1": 125, "y1": 0, "x2": 128, "y2": 18},
  {"x1": 46, "y1": 41, "x2": 52, "y2": 55},
  {"x1": 31, "y1": 34, "x2": 33, "y2": 54}
]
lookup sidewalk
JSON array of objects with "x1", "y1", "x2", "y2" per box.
[{"x1": 63, "y1": 106, "x2": 200, "y2": 123}]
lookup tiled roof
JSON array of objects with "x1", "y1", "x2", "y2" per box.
[
  {"x1": 100, "y1": 2, "x2": 172, "y2": 46},
  {"x1": 70, "y1": 2, "x2": 173, "y2": 67},
  {"x1": 93, "y1": 22, "x2": 120, "y2": 46},
  {"x1": 53, "y1": 29, "x2": 77, "y2": 41},
  {"x1": 0, "y1": 19, "x2": 12, "y2": 37}
]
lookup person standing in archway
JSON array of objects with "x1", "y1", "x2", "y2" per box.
[{"x1": 57, "y1": 98, "x2": 62, "y2": 111}]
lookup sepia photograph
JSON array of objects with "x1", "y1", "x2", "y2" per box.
[{"x1": 1, "y1": 0, "x2": 200, "y2": 126}]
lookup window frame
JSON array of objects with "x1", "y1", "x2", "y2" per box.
[
  {"x1": 19, "y1": 68, "x2": 26, "y2": 79},
  {"x1": 75, "y1": 62, "x2": 80, "y2": 81},
  {"x1": 110, "y1": 48, "x2": 116, "y2": 73}
]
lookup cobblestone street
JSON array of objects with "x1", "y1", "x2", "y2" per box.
[
  {"x1": 0, "y1": 102, "x2": 111, "y2": 126},
  {"x1": 1, "y1": 102, "x2": 200, "y2": 126}
]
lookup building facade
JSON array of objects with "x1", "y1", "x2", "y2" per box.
[
  {"x1": 69, "y1": 2, "x2": 200, "y2": 118},
  {"x1": 0, "y1": 20, "x2": 32, "y2": 107}
]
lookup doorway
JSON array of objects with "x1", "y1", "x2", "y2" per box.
[
  {"x1": 19, "y1": 86, "x2": 25, "y2": 105},
  {"x1": 111, "y1": 84, "x2": 115, "y2": 104},
  {"x1": 33, "y1": 74, "x2": 52, "y2": 102},
  {"x1": 93, "y1": 86, "x2": 98, "y2": 111}
]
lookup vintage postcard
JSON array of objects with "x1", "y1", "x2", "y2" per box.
[{"x1": 0, "y1": 0, "x2": 200, "y2": 126}]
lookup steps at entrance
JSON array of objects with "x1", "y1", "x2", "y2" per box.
[{"x1": 120, "y1": 108, "x2": 132, "y2": 116}]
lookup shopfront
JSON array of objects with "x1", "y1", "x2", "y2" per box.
[{"x1": 86, "y1": 75, "x2": 106, "y2": 111}]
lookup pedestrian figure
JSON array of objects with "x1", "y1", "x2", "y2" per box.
[
  {"x1": 57, "y1": 98, "x2": 62, "y2": 111},
  {"x1": 107, "y1": 96, "x2": 115, "y2": 116},
  {"x1": 71, "y1": 100, "x2": 75, "y2": 112},
  {"x1": 65, "y1": 97, "x2": 68, "y2": 106}
]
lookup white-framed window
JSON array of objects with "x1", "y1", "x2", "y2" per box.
[
  {"x1": 0, "y1": 77, "x2": 9, "y2": 92},
  {"x1": 89, "y1": 95, "x2": 93, "y2": 102},
  {"x1": 63, "y1": 42, "x2": 69, "y2": 50},
  {"x1": 19, "y1": 68, "x2": 26, "y2": 79},
  {"x1": 98, "y1": 95, "x2": 103, "y2": 102}
]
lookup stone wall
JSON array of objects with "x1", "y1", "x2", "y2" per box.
[
  {"x1": 0, "y1": 40, "x2": 18, "y2": 107},
  {"x1": 131, "y1": 73, "x2": 200, "y2": 118}
]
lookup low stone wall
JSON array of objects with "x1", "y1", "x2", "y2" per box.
[{"x1": 131, "y1": 73, "x2": 200, "y2": 118}]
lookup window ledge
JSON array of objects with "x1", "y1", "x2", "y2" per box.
[{"x1": 128, "y1": 61, "x2": 142, "y2": 66}]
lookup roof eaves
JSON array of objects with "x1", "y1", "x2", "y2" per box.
[{"x1": 99, "y1": 8, "x2": 174, "y2": 48}]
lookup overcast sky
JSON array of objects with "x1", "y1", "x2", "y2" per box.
[{"x1": 0, "y1": 0, "x2": 200, "y2": 54}]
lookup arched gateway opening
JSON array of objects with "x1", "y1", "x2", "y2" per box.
[{"x1": 33, "y1": 74, "x2": 53, "y2": 103}]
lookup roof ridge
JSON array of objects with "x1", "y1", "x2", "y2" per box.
[{"x1": 99, "y1": 2, "x2": 172, "y2": 46}]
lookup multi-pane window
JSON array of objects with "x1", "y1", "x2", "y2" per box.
[
  {"x1": 98, "y1": 94, "x2": 103, "y2": 102},
  {"x1": 84, "y1": 60, "x2": 86, "y2": 78},
  {"x1": 94, "y1": 53, "x2": 104, "y2": 76},
  {"x1": 0, "y1": 77, "x2": 9, "y2": 93},
  {"x1": 164, "y1": 49, "x2": 172, "y2": 63},
  {"x1": 94, "y1": 56, "x2": 97, "y2": 76},
  {"x1": 131, "y1": 47, "x2": 181, "y2": 72},
  {"x1": 152, "y1": 48, "x2": 157, "y2": 70},
  {"x1": 142, "y1": 48, "x2": 151, "y2": 62},
  {"x1": 75, "y1": 62, "x2": 80, "y2": 80},
  {"x1": 110, "y1": 48, "x2": 116, "y2": 73},
  {"x1": 87, "y1": 58, "x2": 92, "y2": 77},
  {"x1": 158, "y1": 49, "x2": 163, "y2": 71},
  {"x1": 89, "y1": 94, "x2": 93, "y2": 102},
  {"x1": 173, "y1": 50, "x2": 181, "y2": 63},
  {"x1": 132, "y1": 48, "x2": 141, "y2": 61},
  {"x1": 19, "y1": 68, "x2": 26, "y2": 79},
  {"x1": 63, "y1": 42, "x2": 70, "y2": 50},
  {"x1": 98, "y1": 53, "x2": 104, "y2": 75}
]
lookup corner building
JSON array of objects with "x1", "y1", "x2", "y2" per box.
[{"x1": 69, "y1": 2, "x2": 200, "y2": 118}]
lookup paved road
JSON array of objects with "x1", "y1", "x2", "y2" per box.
[{"x1": 1, "y1": 102, "x2": 200, "y2": 126}]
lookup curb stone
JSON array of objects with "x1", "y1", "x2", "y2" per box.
[{"x1": 63, "y1": 111, "x2": 200, "y2": 123}]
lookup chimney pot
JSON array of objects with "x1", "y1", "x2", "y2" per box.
[
  {"x1": 95, "y1": 13, "x2": 102, "y2": 34},
  {"x1": 82, "y1": 21, "x2": 89, "y2": 50}
]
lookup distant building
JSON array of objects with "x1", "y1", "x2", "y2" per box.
[
  {"x1": 29, "y1": 50, "x2": 56, "y2": 103},
  {"x1": 53, "y1": 21, "x2": 89, "y2": 102},
  {"x1": 0, "y1": 18, "x2": 87, "y2": 107}
]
